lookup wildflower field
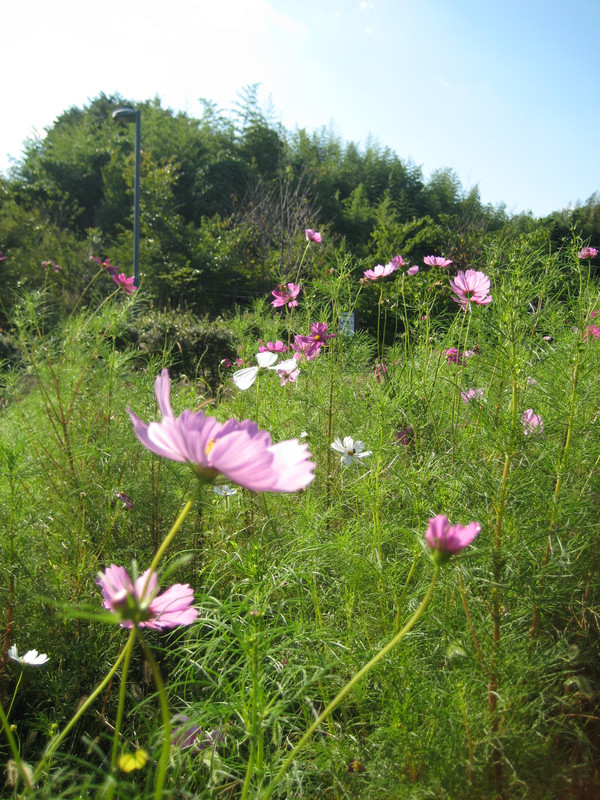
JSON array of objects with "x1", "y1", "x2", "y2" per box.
[{"x1": 1, "y1": 236, "x2": 600, "y2": 799}]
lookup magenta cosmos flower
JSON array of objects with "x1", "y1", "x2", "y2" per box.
[
  {"x1": 522, "y1": 408, "x2": 543, "y2": 436},
  {"x1": 578, "y1": 247, "x2": 598, "y2": 259},
  {"x1": 425, "y1": 514, "x2": 481, "y2": 565},
  {"x1": 305, "y1": 229, "x2": 322, "y2": 243},
  {"x1": 97, "y1": 565, "x2": 198, "y2": 629},
  {"x1": 114, "y1": 273, "x2": 137, "y2": 295},
  {"x1": 271, "y1": 283, "x2": 300, "y2": 309},
  {"x1": 363, "y1": 262, "x2": 399, "y2": 281},
  {"x1": 584, "y1": 324, "x2": 600, "y2": 341},
  {"x1": 259, "y1": 340, "x2": 287, "y2": 353},
  {"x1": 449, "y1": 270, "x2": 492, "y2": 310},
  {"x1": 127, "y1": 369, "x2": 315, "y2": 492},
  {"x1": 407, "y1": 265, "x2": 419, "y2": 276},
  {"x1": 424, "y1": 255, "x2": 453, "y2": 268},
  {"x1": 293, "y1": 322, "x2": 335, "y2": 359},
  {"x1": 445, "y1": 348, "x2": 475, "y2": 365}
]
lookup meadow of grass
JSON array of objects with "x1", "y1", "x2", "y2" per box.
[{"x1": 1, "y1": 238, "x2": 599, "y2": 799}]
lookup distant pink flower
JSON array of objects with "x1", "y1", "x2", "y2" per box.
[
  {"x1": 114, "y1": 491, "x2": 133, "y2": 510},
  {"x1": 522, "y1": 409, "x2": 544, "y2": 436},
  {"x1": 449, "y1": 270, "x2": 492, "y2": 310},
  {"x1": 424, "y1": 255, "x2": 453, "y2": 268},
  {"x1": 372, "y1": 362, "x2": 387, "y2": 382},
  {"x1": 221, "y1": 358, "x2": 232, "y2": 368},
  {"x1": 97, "y1": 565, "x2": 198, "y2": 629},
  {"x1": 291, "y1": 336, "x2": 320, "y2": 361},
  {"x1": 445, "y1": 348, "x2": 475, "y2": 365},
  {"x1": 114, "y1": 273, "x2": 137, "y2": 295},
  {"x1": 171, "y1": 716, "x2": 220, "y2": 751},
  {"x1": 127, "y1": 369, "x2": 315, "y2": 492},
  {"x1": 258, "y1": 340, "x2": 287, "y2": 353},
  {"x1": 390, "y1": 255, "x2": 406, "y2": 268},
  {"x1": 461, "y1": 388, "x2": 484, "y2": 404},
  {"x1": 42, "y1": 260, "x2": 62, "y2": 272},
  {"x1": 526, "y1": 377, "x2": 537, "y2": 386},
  {"x1": 578, "y1": 247, "x2": 598, "y2": 259},
  {"x1": 590, "y1": 310, "x2": 599, "y2": 318},
  {"x1": 92, "y1": 256, "x2": 120, "y2": 278},
  {"x1": 425, "y1": 514, "x2": 481, "y2": 565},
  {"x1": 363, "y1": 262, "x2": 399, "y2": 281},
  {"x1": 584, "y1": 325, "x2": 600, "y2": 341},
  {"x1": 276, "y1": 359, "x2": 300, "y2": 386},
  {"x1": 0, "y1": 251, "x2": 6, "y2": 262},
  {"x1": 407, "y1": 265, "x2": 419, "y2": 276},
  {"x1": 271, "y1": 283, "x2": 300, "y2": 309},
  {"x1": 293, "y1": 322, "x2": 335, "y2": 359},
  {"x1": 396, "y1": 427, "x2": 414, "y2": 446},
  {"x1": 305, "y1": 229, "x2": 322, "y2": 243},
  {"x1": 234, "y1": 357, "x2": 244, "y2": 367}
]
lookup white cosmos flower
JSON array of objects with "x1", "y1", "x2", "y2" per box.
[
  {"x1": 331, "y1": 436, "x2": 372, "y2": 466},
  {"x1": 233, "y1": 352, "x2": 279, "y2": 390},
  {"x1": 213, "y1": 484, "x2": 237, "y2": 497},
  {"x1": 8, "y1": 645, "x2": 49, "y2": 667}
]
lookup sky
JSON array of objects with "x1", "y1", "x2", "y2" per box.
[{"x1": 3, "y1": 0, "x2": 599, "y2": 218}]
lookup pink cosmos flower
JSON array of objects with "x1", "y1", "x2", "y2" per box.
[
  {"x1": 363, "y1": 262, "x2": 399, "y2": 281},
  {"x1": 305, "y1": 229, "x2": 322, "y2": 243},
  {"x1": 293, "y1": 322, "x2": 335, "y2": 359},
  {"x1": 445, "y1": 348, "x2": 475, "y2": 365},
  {"x1": 171, "y1": 715, "x2": 221, "y2": 751},
  {"x1": 425, "y1": 514, "x2": 481, "y2": 565},
  {"x1": 372, "y1": 362, "x2": 388, "y2": 382},
  {"x1": 0, "y1": 252, "x2": 6, "y2": 262},
  {"x1": 114, "y1": 273, "x2": 137, "y2": 295},
  {"x1": 584, "y1": 325, "x2": 600, "y2": 341},
  {"x1": 578, "y1": 247, "x2": 598, "y2": 259},
  {"x1": 522, "y1": 409, "x2": 544, "y2": 436},
  {"x1": 390, "y1": 255, "x2": 406, "y2": 268},
  {"x1": 127, "y1": 369, "x2": 315, "y2": 491},
  {"x1": 424, "y1": 255, "x2": 453, "y2": 268},
  {"x1": 407, "y1": 265, "x2": 419, "y2": 276},
  {"x1": 97, "y1": 565, "x2": 198, "y2": 629},
  {"x1": 291, "y1": 336, "x2": 320, "y2": 361},
  {"x1": 449, "y1": 270, "x2": 492, "y2": 310},
  {"x1": 460, "y1": 388, "x2": 484, "y2": 404},
  {"x1": 42, "y1": 260, "x2": 62, "y2": 272},
  {"x1": 258, "y1": 340, "x2": 287, "y2": 353},
  {"x1": 276, "y1": 359, "x2": 300, "y2": 386},
  {"x1": 92, "y1": 256, "x2": 120, "y2": 278},
  {"x1": 590, "y1": 311, "x2": 599, "y2": 318},
  {"x1": 271, "y1": 283, "x2": 301, "y2": 309}
]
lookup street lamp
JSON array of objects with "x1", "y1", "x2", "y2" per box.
[{"x1": 112, "y1": 107, "x2": 141, "y2": 289}]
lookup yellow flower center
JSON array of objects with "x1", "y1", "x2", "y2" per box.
[{"x1": 205, "y1": 439, "x2": 216, "y2": 456}]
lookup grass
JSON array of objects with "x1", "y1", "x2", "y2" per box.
[{"x1": 0, "y1": 237, "x2": 599, "y2": 798}]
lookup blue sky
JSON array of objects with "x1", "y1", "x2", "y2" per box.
[{"x1": 3, "y1": 0, "x2": 598, "y2": 217}]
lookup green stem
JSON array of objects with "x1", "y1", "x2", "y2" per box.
[
  {"x1": 0, "y1": 696, "x2": 32, "y2": 789},
  {"x1": 138, "y1": 634, "x2": 172, "y2": 800},
  {"x1": 30, "y1": 637, "x2": 132, "y2": 790},
  {"x1": 146, "y1": 486, "x2": 201, "y2": 578},
  {"x1": 259, "y1": 566, "x2": 439, "y2": 800},
  {"x1": 110, "y1": 631, "x2": 137, "y2": 771}
]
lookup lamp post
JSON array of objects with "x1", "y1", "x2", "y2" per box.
[{"x1": 112, "y1": 107, "x2": 141, "y2": 289}]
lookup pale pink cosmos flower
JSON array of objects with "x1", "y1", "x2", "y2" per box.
[
  {"x1": 460, "y1": 388, "x2": 484, "y2": 404},
  {"x1": 127, "y1": 369, "x2": 315, "y2": 491},
  {"x1": 522, "y1": 409, "x2": 544, "y2": 436},
  {"x1": 578, "y1": 247, "x2": 598, "y2": 259},
  {"x1": 449, "y1": 270, "x2": 492, "y2": 310},
  {"x1": 424, "y1": 255, "x2": 453, "y2": 268},
  {"x1": 271, "y1": 283, "x2": 301, "y2": 309},
  {"x1": 363, "y1": 262, "x2": 399, "y2": 281},
  {"x1": 97, "y1": 565, "x2": 198, "y2": 629},
  {"x1": 291, "y1": 336, "x2": 320, "y2": 361},
  {"x1": 258, "y1": 340, "x2": 287, "y2": 353},
  {"x1": 305, "y1": 229, "x2": 322, "y2": 243},
  {"x1": 293, "y1": 322, "x2": 335, "y2": 359},
  {"x1": 407, "y1": 265, "x2": 419, "y2": 276},
  {"x1": 390, "y1": 255, "x2": 406, "y2": 268},
  {"x1": 276, "y1": 359, "x2": 301, "y2": 386},
  {"x1": 425, "y1": 514, "x2": 481, "y2": 565}
]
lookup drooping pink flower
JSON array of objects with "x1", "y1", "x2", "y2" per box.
[
  {"x1": 127, "y1": 369, "x2": 315, "y2": 492},
  {"x1": 305, "y1": 229, "x2": 322, "y2": 243},
  {"x1": 114, "y1": 273, "x2": 137, "y2": 295},
  {"x1": 363, "y1": 262, "x2": 399, "y2": 281},
  {"x1": 92, "y1": 256, "x2": 120, "y2": 278},
  {"x1": 460, "y1": 388, "x2": 484, "y2": 404},
  {"x1": 445, "y1": 348, "x2": 475, "y2": 365},
  {"x1": 407, "y1": 265, "x2": 419, "y2": 276},
  {"x1": 293, "y1": 322, "x2": 335, "y2": 359},
  {"x1": 449, "y1": 270, "x2": 492, "y2": 310},
  {"x1": 584, "y1": 325, "x2": 600, "y2": 341},
  {"x1": 97, "y1": 565, "x2": 198, "y2": 629},
  {"x1": 271, "y1": 283, "x2": 301, "y2": 309},
  {"x1": 578, "y1": 247, "x2": 598, "y2": 259},
  {"x1": 522, "y1": 409, "x2": 544, "y2": 436},
  {"x1": 425, "y1": 514, "x2": 480, "y2": 565},
  {"x1": 424, "y1": 255, "x2": 453, "y2": 268},
  {"x1": 258, "y1": 340, "x2": 287, "y2": 353}
]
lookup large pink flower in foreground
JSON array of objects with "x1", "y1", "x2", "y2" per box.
[
  {"x1": 449, "y1": 270, "x2": 492, "y2": 310},
  {"x1": 97, "y1": 565, "x2": 198, "y2": 629},
  {"x1": 425, "y1": 514, "x2": 481, "y2": 565},
  {"x1": 127, "y1": 370, "x2": 315, "y2": 492}
]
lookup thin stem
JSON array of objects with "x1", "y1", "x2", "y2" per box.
[
  {"x1": 138, "y1": 634, "x2": 172, "y2": 800},
  {"x1": 146, "y1": 486, "x2": 201, "y2": 578},
  {"x1": 0, "y1": 696, "x2": 32, "y2": 789},
  {"x1": 110, "y1": 631, "x2": 137, "y2": 771},
  {"x1": 259, "y1": 566, "x2": 439, "y2": 800}
]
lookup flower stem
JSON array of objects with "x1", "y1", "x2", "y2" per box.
[
  {"x1": 110, "y1": 630, "x2": 137, "y2": 771},
  {"x1": 259, "y1": 565, "x2": 439, "y2": 800},
  {"x1": 138, "y1": 633, "x2": 172, "y2": 800},
  {"x1": 0, "y1": 696, "x2": 32, "y2": 789},
  {"x1": 146, "y1": 486, "x2": 201, "y2": 577}
]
